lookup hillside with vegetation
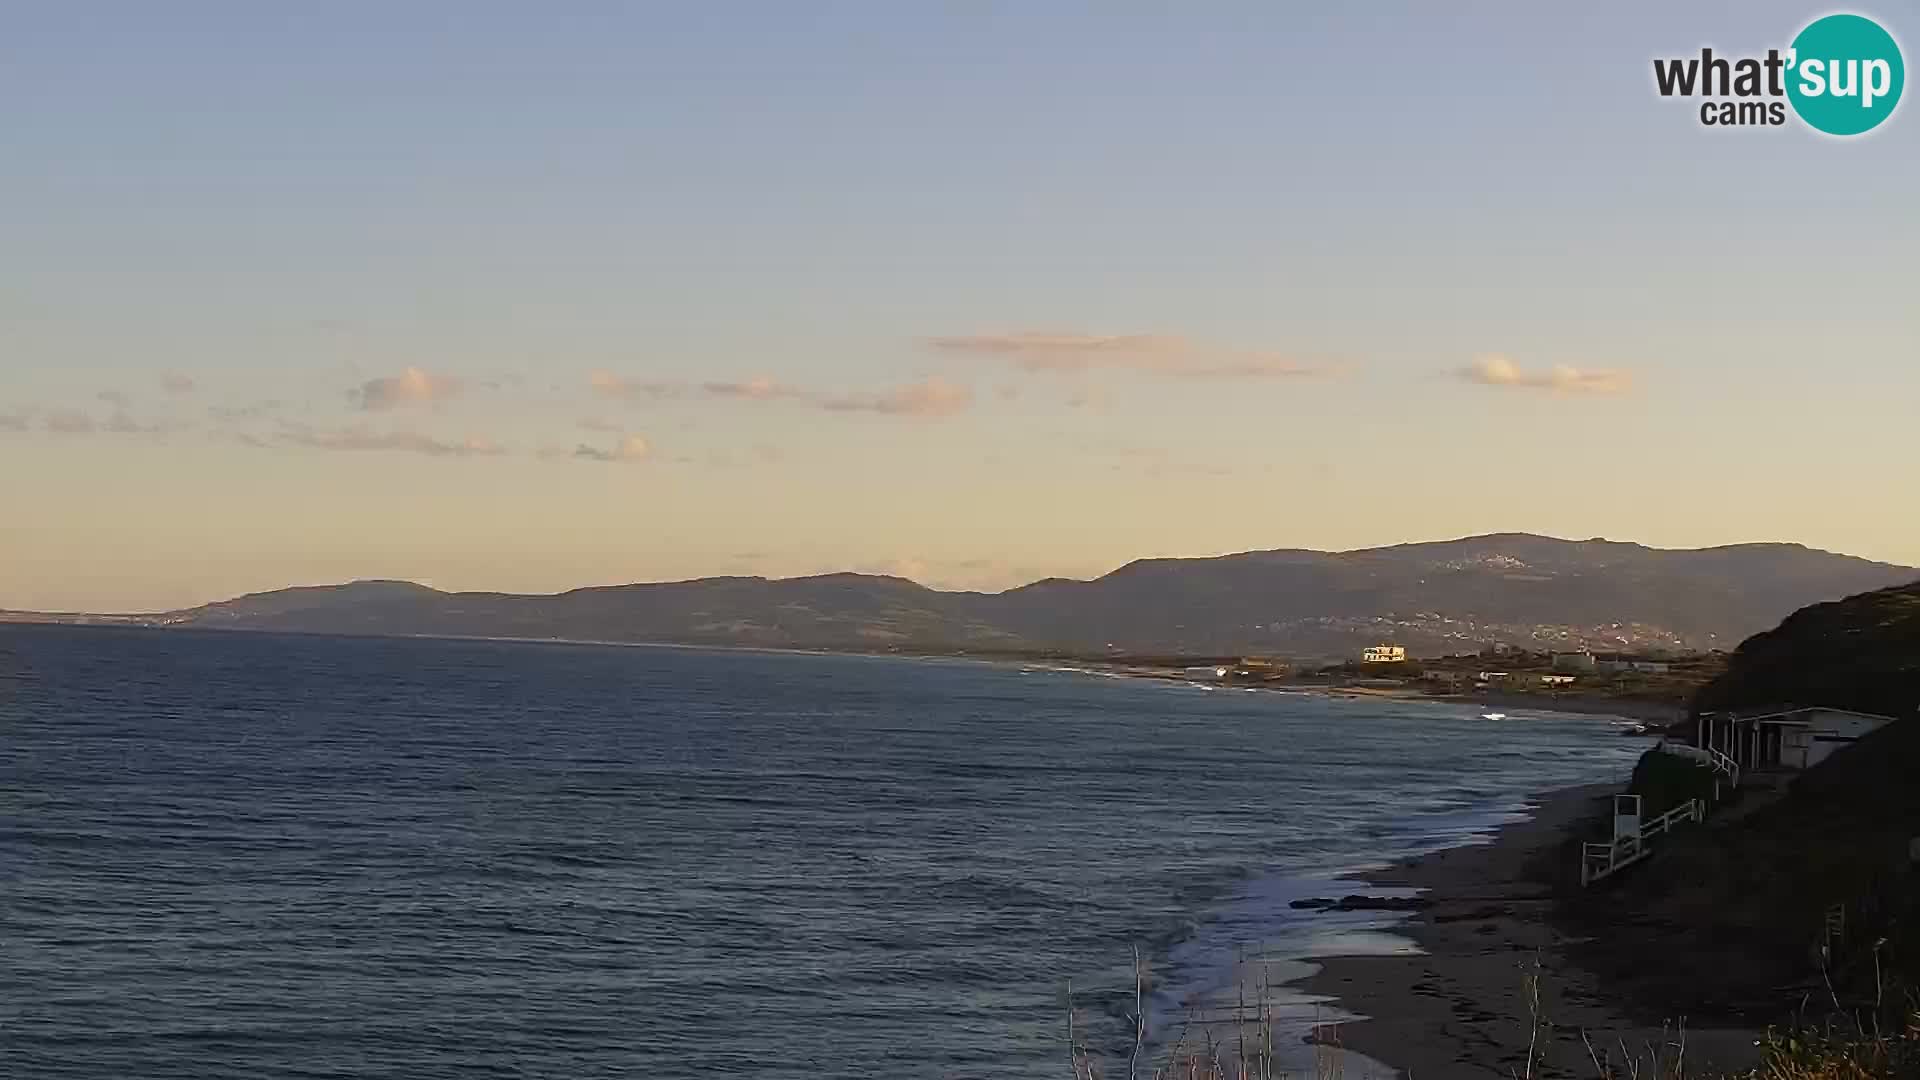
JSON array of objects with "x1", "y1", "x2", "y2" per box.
[
  {"x1": 23, "y1": 534, "x2": 1916, "y2": 658},
  {"x1": 1562, "y1": 581, "x2": 1920, "y2": 1074},
  {"x1": 1692, "y1": 580, "x2": 1920, "y2": 719},
  {"x1": 1078, "y1": 580, "x2": 1920, "y2": 1080}
]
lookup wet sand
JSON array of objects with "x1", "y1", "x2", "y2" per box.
[{"x1": 1296, "y1": 785, "x2": 1760, "y2": 1079}]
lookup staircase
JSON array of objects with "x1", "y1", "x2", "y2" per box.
[
  {"x1": 1653, "y1": 739, "x2": 1740, "y2": 789},
  {"x1": 1580, "y1": 796, "x2": 1707, "y2": 885},
  {"x1": 1579, "y1": 741, "x2": 1741, "y2": 887}
]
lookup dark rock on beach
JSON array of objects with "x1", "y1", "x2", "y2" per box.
[{"x1": 1288, "y1": 894, "x2": 1433, "y2": 912}]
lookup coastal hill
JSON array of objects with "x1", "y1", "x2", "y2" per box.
[
  {"x1": 1570, "y1": 580, "x2": 1920, "y2": 1026},
  {"x1": 34, "y1": 533, "x2": 1918, "y2": 656},
  {"x1": 1693, "y1": 579, "x2": 1920, "y2": 719}
]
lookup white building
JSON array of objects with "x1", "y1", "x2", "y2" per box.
[
  {"x1": 1699, "y1": 706, "x2": 1897, "y2": 771},
  {"x1": 1361, "y1": 645, "x2": 1406, "y2": 664}
]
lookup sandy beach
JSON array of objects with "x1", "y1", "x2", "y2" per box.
[{"x1": 1296, "y1": 785, "x2": 1761, "y2": 1079}]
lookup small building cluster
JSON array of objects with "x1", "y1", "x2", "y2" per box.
[
  {"x1": 1473, "y1": 670, "x2": 1576, "y2": 689},
  {"x1": 1195, "y1": 642, "x2": 1715, "y2": 699},
  {"x1": 1227, "y1": 656, "x2": 1290, "y2": 680}
]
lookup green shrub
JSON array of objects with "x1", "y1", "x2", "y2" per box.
[{"x1": 1629, "y1": 748, "x2": 1721, "y2": 818}]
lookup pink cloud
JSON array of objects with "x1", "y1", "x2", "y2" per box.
[
  {"x1": 1454, "y1": 354, "x2": 1633, "y2": 395},
  {"x1": 701, "y1": 377, "x2": 802, "y2": 400},
  {"x1": 589, "y1": 371, "x2": 684, "y2": 401},
  {"x1": 44, "y1": 410, "x2": 97, "y2": 434},
  {"x1": 592, "y1": 371, "x2": 972, "y2": 419},
  {"x1": 930, "y1": 331, "x2": 1331, "y2": 378},
  {"x1": 570, "y1": 434, "x2": 652, "y2": 463},
  {"x1": 274, "y1": 422, "x2": 506, "y2": 457},
  {"x1": 350, "y1": 368, "x2": 462, "y2": 410},
  {"x1": 818, "y1": 376, "x2": 972, "y2": 418}
]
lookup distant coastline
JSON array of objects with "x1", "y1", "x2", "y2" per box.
[{"x1": 0, "y1": 620, "x2": 1693, "y2": 726}]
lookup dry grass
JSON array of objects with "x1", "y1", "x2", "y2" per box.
[
  {"x1": 1067, "y1": 947, "x2": 1920, "y2": 1080},
  {"x1": 1065, "y1": 948, "x2": 1353, "y2": 1080}
]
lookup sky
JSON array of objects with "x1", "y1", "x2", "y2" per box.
[{"x1": 3, "y1": 2, "x2": 1916, "y2": 612}]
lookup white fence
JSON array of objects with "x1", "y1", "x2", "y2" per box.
[
  {"x1": 1580, "y1": 738, "x2": 1741, "y2": 886},
  {"x1": 1580, "y1": 797, "x2": 1706, "y2": 886}
]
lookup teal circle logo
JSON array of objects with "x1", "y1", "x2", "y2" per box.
[{"x1": 1786, "y1": 14, "x2": 1904, "y2": 135}]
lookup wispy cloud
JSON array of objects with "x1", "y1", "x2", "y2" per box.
[
  {"x1": 844, "y1": 554, "x2": 1080, "y2": 593},
  {"x1": 592, "y1": 372, "x2": 801, "y2": 403},
  {"x1": 1453, "y1": 354, "x2": 1633, "y2": 395},
  {"x1": 701, "y1": 377, "x2": 803, "y2": 400},
  {"x1": 272, "y1": 422, "x2": 506, "y2": 457},
  {"x1": 569, "y1": 434, "x2": 652, "y2": 463},
  {"x1": 104, "y1": 411, "x2": 173, "y2": 434},
  {"x1": 26, "y1": 407, "x2": 191, "y2": 437},
  {"x1": 589, "y1": 371, "x2": 684, "y2": 401},
  {"x1": 929, "y1": 331, "x2": 1332, "y2": 378},
  {"x1": 851, "y1": 556, "x2": 933, "y2": 583},
  {"x1": 819, "y1": 376, "x2": 971, "y2": 418},
  {"x1": 591, "y1": 372, "x2": 972, "y2": 419},
  {"x1": 209, "y1": 400, "x2": 285, "y2": 422},
  {"x1": 44, "y1": 409, "x2": 97, "y2": 434},
  {"x1": 350, "y1": 368, "x2": 462, "y2": 410},
  {"x1": 160, "y1": 372, "x2": 197, "y2": 394}
]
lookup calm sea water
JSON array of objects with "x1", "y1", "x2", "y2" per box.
[{"x1": 0, "y1": 626, "x2": 1647, "y2": 1079}]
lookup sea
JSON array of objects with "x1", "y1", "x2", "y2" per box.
[{"x1": 0, "y1": 625, "x2": 1650, "y2": 1079}]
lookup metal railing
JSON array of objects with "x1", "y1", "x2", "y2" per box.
[
  {"x1": 1704, "y1": 745, "x2": 1740, "y2": 788},
  {"x1": 1653, "y1": 739, "x2": 1741, "y2": 789},
  {"x1": 1580, "y1": 797, "x2": 1705, "y2": 886}
]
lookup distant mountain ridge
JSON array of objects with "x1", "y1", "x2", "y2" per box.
[{"x1": 32, "y1": 533, "x2": 1920, "y2": 657}]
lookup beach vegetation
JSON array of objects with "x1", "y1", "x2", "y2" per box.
[
  {"x1": 1692, "y1": 582, "x2": 1920, "y2": 720},
  {"x1": 1066, "y1": 950, "x2": 1357, "y2": 1080},
  {"x1": 1628, "y1": 750, "x2": 1725, "y2": 818}
]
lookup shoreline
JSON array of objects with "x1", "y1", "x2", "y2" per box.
[
  {"x1": 1294, "y1": 784, "x2": 1759, "y2": 1079},
  {"x1": 1299, "y1": 684, "x2": 1684, "y2": 724},
  {"x1": 1022, "y1": 659, "x2": 1685, "y2": 726}
]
